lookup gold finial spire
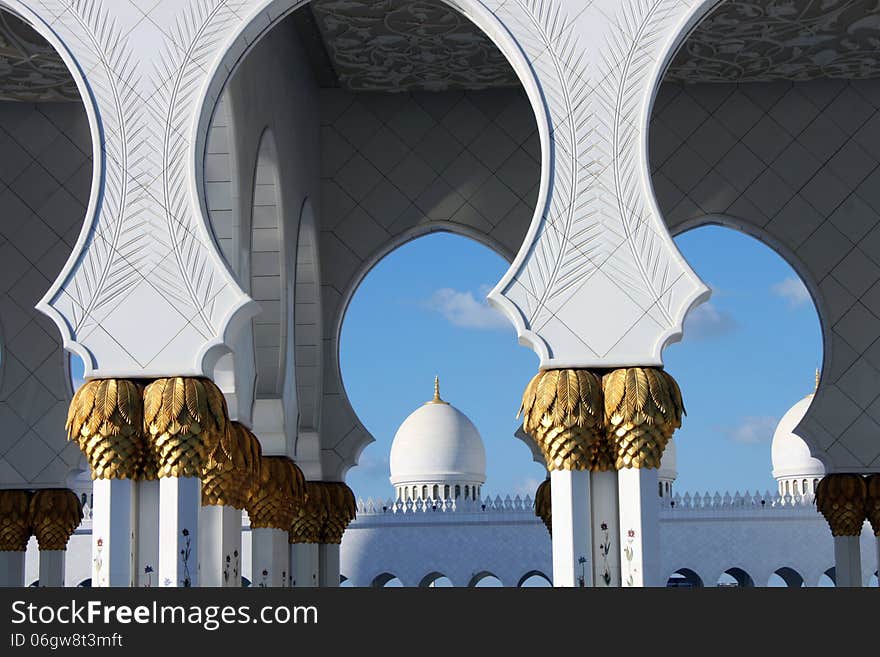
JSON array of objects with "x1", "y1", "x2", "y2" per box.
[
  {"x1": 815, "y1": 368, "x2": 820, "y2": 392},
  {"x1": 427, "y1": 375, "x2": 448, "y2": 405}
]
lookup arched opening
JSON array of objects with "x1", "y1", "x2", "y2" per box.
[
  {"x1": 717, "y1": 568, "x2": 755, "y2": 588},
  {"x1": 517, "y1": 571, "x2": 551, "y2": 588},
  {"x1": 819, "y1": 568, "x2": 836, "y2": 588},
  {"x1": 768, "y1": 567, "x2": 805, "y2": 588},
  {"x1": 662, "y1": 226, "x2": 822, "y2": 496},
  {"x1": 340, "y1": 575, "x2": 353, "y2": 587},
  {"x1": 372, "y1": 573, "x2": 403, "y2": 588},
  {"x1": 666, "y1": 569, "x2": 703, "y2": 588},
  {"x1": 76, "y1": 579, "x2": 91, "y2": 588},
  {"x1": 419, "y1": 572, "x2": 453, "y2": 588},
  {"x1": 340, "y1": 233, "x2": 543, "y2": 501},
  {"x1": 0, "y1": 6, "x2": 97, "y2": 491},
  {"x1": 469, "y1": 571, "x2": 503, "y2": 588},
  {"x1": 651, "y1": 0, "x2": 880, "y2": 484},
  {"x1": 200, "y1": 0, "x2": 543, "y2": 483}
]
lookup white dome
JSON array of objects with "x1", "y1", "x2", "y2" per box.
[
  {"x1": 389, "y1": 380, "x2": 486, "y2": 486},
  {"x1": 771, "y1": 394, "x2": 825, "y2": 480},
  {"x1": 658, "y1": 437, "x2": 677, "y2": 481}
]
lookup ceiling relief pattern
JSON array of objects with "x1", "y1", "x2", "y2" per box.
[
  {"x1": 667, "y1": 0, "x2": 880, "y2": 83},
  {"x1": 309, "y1": 0, "x2": 519, "y2": 91},
  {"x1": 0, "y1": 11, "x2": 79, "y2": 101}
]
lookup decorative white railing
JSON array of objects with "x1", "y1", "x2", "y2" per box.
[{"x1": 355, "y1": 495, "x2": 536, "y2": 516}]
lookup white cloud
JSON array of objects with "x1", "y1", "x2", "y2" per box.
[
  {"x1": 724, "y1": 416, "x2": 779, "y2": 444},
  {"x1": 424, "y1": 287, "x2": 510, "y2": 330},
  {"x1": 683, "y1": 301, "x2": 738, "y2": 341},
  {"x1": 771, "y1": 277, "x2": 811, "y2": 308},
  {"x1": 513, "y1": 477, "x2": 543, "y2": 498}
]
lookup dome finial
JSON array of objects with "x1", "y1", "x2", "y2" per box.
[
  {"x1": 815, "y1": 368, "x2": 820, "y2": 392},
  {"x1": 428, "y1": 375, "x2": 448, "y2": 405}
]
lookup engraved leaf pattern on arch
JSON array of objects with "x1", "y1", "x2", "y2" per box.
[
  {"x1": 503, "y1": 0, "x2": 602, "y2": 331},
  {"x1": 592, "y1": 0, "x2": 688, "y2": 327},
  {"x1": 149, "y1": 0, "x2": 247, "y2": 337},
  {"x1": 48, "y1": 0, "x2": 152, "y2": 334}
]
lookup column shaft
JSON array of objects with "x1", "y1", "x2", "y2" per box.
[
  {"x1": 618, "y1": 467, "x2": 661, "y2": 587},
  {"x1": 38, "y1": 551, "x2": 66, "y2": 587},
  {"x1": 158, "y1": 477, "x2": 200, "y2": 587},
  {"x1": 291, "y1": 543, "x2": 319, "y2": 587},
  {"x1": 200, "y1": 505, "x2": 243, "y2": 587},
  {"x1": 0, "y1": 552, "x2": 25, "y2": 587},
  {"x1": 318, "y1": 543, "x2": 340, "y2": 587},
  {"x1": 251, "y1": 528, "x2": 288, "y2": 587},
  {"x1": 550, "y1": 469, "x2": 591, "y2": 587},
  {"x1": 590, "y1": 469, "x2": 620, "y2": 587},
  {"x1": 91, "y1": 479, "x2": 136, "y2": 587},
  {"x1": 135, "y1": 479, "x2": 159, "y2": 587},
  {"x1": 834, "y1": 536, "x2": 862, "y2": 587}
]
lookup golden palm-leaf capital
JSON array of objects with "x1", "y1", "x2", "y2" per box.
[
  {"x1": 66, "y1": 379, "x2": 145, "y2": 480},
  {"x1": 518, "y1": 369, "x2": 603, "y2": 471},
  {"x1": 246, "y1": 456, "x2": 305, "y2": 529},
  {"x1": 534, "y1": 478, "x2": 551, "y2": 535},
  {"x1": 602, "y1": 367, "x2": 684, "y2": 470},
  {"x1": 0, "y1": 489, "x2": 32, "y2": 551},
  {"x1": 143, "y1": 377, "x2": 230, "y2": 478},
  {"x1": 289, "y1": 482, "x2": 330, "y2": 544},
  {"x1": 29, "y1": 489, "x2": 83, "y2": 551},
  {"x1": 202, "y1": 422, "x2": 263, "y2": 508},
  {"x1": 816, "y1": 474, "x2": 868, "y2": 537},
  {"x1": 863, "y1": 474, "x2": 880, "y2": 537},
  {"x1": 319, "y1": 482, "x2": 356, "y2": 544}
]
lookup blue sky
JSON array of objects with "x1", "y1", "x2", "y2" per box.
[{"x1": 342, "y1": 227, "x2": 822, "y2": 501}]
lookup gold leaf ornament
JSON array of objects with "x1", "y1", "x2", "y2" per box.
[
  {"x1": 201, "y1": 421, "x2": 262, "y2": 509},
  {"x1": 867, "y1": 474, "x2": 880, "y2": 537},
  {"x1": 289, "y1": 482, "x2": 330, "y2": 544},
  {"x1": 0, "y1": 490, "x2": 31, "y2": 551},
  {"x1": 603, "y1": 368, "x2": 684, "y2": 469},
  {"x1": 29, "y1": 489, "x2": 83, "y2": 551},
  {"x1": 143, "y1": 377, "x2": 229, "y2": 478},
  {"x1": 246, "y1": 456, "x2": 306, "y2": 529},
  {"x1": 534, "y1": 478, "x2": 551, "y2": 535},
  {"x1": 320, "y1": 482, "x2": 357, "y2": 544},
  {"x1": 816, "y1": 474, "x2": 868, "y2": 537},
  {"x1": 66, "y1": 379, "x2": 145, "y2": 480},
  {"x1": 518, "y1": 369, "x2": 603, "y2": 471}
]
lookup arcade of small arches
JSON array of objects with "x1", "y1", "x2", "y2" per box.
[{"x1": 1, "y1": 0, "x2": 880, "y2": 589}]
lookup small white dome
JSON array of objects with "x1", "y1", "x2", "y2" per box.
[
  {"x1": 771, "y1": 394, "x2": 825, "y2": 480},
  {"x1": 658, "y1": 437, "x2": 677, "y2": 481},
  {"x1": 389, "y1": 379, "x2": 486, "y2": 487}
]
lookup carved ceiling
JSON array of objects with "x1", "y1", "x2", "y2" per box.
[
  {"x1": 308, "y1": 0, "x2": 518, "y2": 91},
  {"x1": 0, "y1": 11, "x2": 80, "y2": 102},
  {"x1": 666, "y1": 0, "x2": 880, "y2": 83},
  {"x1": 6, "y1": 1, "x2": 880, "y2": 102}
]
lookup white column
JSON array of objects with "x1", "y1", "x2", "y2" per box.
[
  {"x1": 251, "y1": 528, "x2": 288, "y2": 587},
  {"x1": 833, "y1": 536, "x2": 862, "y2": 587},
  {"x1": 135, "y1": 479, "x2": 159, "y2": 587},
  {"x1": 91, "y1": 478, "x2": 135, "y2": 587},
  {"x1": 200, "y1": 505, "x2": 243, "y2": 587},
  {"x1": 291, "y1": 543, "x2": 319, "y2": 587},
  {"x1": 550, "y1": 469, "x2": 591, "y2": 587},
  {"x1": 0, "y1": 552, "x2": 25, "y2": 587},
  {"x1": 158, "y1": 477, "x2": 200, "y2": 587},
  {"x1": 618, "y1": 468, "x2": 661, "y2": 587},
  {"x1": 38, "y1": 551, "x2": 65, "y2": 587},
  {"x1": 590, "y1": 470, "x2": 620, "y2": 587},
  {"x1": 875, "y1": 536, "x2": 879, "y2": 587},
  {"x1": 318, "y1": 543, "x2": 340, "y2": 587}
]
